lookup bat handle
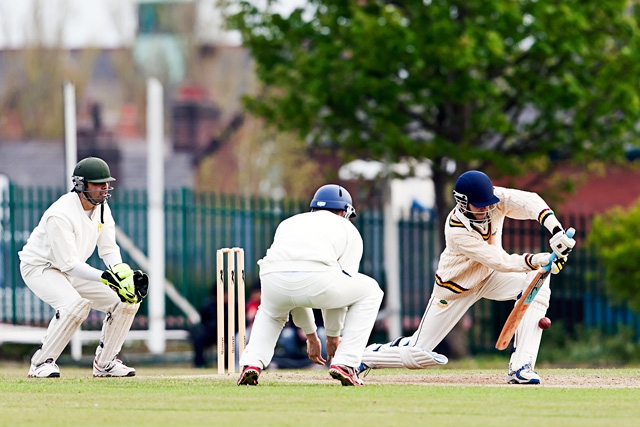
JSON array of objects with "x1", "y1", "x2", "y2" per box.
[
  {"x1": 542, "y1": 254, "x2": 557, "y2": 272},
  {"x1": 542, "y1": 227, "x2": 576, "y2": 272}
]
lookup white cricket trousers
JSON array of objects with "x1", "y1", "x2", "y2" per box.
[
  {"x1": 409, "y1": 270, "x2": 550, "y2": 368},
  {"x1": 21, "y1": 263, "x2": 137, "y2": 367},
  {"x1": 239, "y1": 269, "x2": 383, "y2": 369},
  {"x1": 21, "y1": 263, "x2": 121, "y2": 313}
]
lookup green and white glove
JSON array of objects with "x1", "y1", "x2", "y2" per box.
[{"x1": 101, "y1": 263, "x2": 137, "y2": 304}]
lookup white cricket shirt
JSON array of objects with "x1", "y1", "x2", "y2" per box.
[
  {"x1": 433, "y1": 186, "x2": 561, "y2": 299},
  {"x1": 258, "y1": 210, "x2": 363, "y2": 276},
  {"x1": 18, "y1": 192, "x2": 120, "y2": 273}
]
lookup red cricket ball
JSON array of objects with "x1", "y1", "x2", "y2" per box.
[{"x1": 538, "y1": 317, "x2": 551, "y2": 330}]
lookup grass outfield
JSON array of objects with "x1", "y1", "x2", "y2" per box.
[{"x1": 1, "y1": 363, "x2": 638, "y2": 427}]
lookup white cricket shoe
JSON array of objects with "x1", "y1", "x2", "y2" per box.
[
  {"x1": 28, "y1": 358, "x2": 60, "y2": 378},
  {"x1": 506, "y1": 364, "x2": 540, "y2": 384},
  {"x1": 93, "y1": 358, "x2": 136, "y2": 377}
]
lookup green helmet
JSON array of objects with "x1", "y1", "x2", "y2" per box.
[
  {"x1": 72, "y1": 157, "x2": 115, "y2": 196},
  {"x1": 73, "y1": 157, "x2": 115, "y2": 183}
]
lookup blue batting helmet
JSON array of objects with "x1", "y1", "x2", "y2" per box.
[
  {"x1": 453, "y1": 170, "x2": 500, "y2": 208},
  {"x1": 310, "y1": 184, "x2": 357, "y2": 218}
]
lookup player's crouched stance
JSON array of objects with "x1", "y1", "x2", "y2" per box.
[
  {"x1": 237, "y1": 184, "x2": 383, "y2": 387},
  {"x1": 359, "y1": 170, "x2": 576, "y2": 385},
  {"x1": 19, "y1": 157, "x2": 149, "y2": 378}
]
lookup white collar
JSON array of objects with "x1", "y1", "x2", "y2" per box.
[
  {"x1": 453, "y1": 207, "x2": 491, "y2": 232},
  {"x1": 453, "y1": 207, "x2": 473, "y2": 231}
]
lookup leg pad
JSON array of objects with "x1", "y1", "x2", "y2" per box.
[
  {"x1": 95, "y1": 302, "x2": 139, "y2": 366},
  {"x1": 362, "y1": 340, "x2": 448, "y2": 369},
  {"x1": 32, "y1": 298, "x2": 91, "y2": 365}
]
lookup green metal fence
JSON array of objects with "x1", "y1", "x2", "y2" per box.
[{"x1": 1, "y1": 183, "x2": 639, "y2": 353}]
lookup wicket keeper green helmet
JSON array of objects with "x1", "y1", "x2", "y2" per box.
[{"x1": 72, "y1": 157, "x2": 115, "y2": 193}]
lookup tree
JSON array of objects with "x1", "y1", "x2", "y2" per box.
[
  {"x1": 222, "y1": 0, "x2": 640, "y2": 355},
  {"x1": 589, "y1": 201, "x2": 640, "y2": 312},
  {"x1": 223, "y1": 0, "x2": 640, "y2": 213}
]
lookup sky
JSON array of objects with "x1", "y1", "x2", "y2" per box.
[
  {"x1": 0, "y1": 0, "x2": 137, "y2": 48},
  {"x1": 0, "y1": 0, "x2": 307, "y2": 49},
  {"x1": 0, "y1": 0, "x2": 225, "y2": 49}
]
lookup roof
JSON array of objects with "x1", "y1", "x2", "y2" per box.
[
  {"x1": 0, "y1": 139, "x2": 193, "y2": 189},
  {"x1": 493, "y1": 164, "x2": 640, "y2": 217}
]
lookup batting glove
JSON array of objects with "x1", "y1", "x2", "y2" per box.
[
  {"x1": 101, "y1": 265, "x2": 137, "y2": 304},
  {"x1": 530, "y1": 252, "x2": 566, "y2": 275},
  {"x1": 549, "y1": 227, "x2": 576, "y2": 258}
]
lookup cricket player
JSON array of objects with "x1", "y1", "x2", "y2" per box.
[
  {"x1": 19, "y1": 157, "x2": 149, "y2": 378},
  {"x1": 360, "y1": 170, "x2": 575, "y2": 384},
  {"x1": 237, "y1": 184, "x2": 384, "y2": 386}
]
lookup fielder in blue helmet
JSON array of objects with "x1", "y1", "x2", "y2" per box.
[
  {"x1": 310, "y1": 184, "x2": 357, "y2": 219},
  {"x1": 237, "y1": 182, "x2": 382, "y2": 387}
]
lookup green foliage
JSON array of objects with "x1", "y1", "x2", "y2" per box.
[
  {"x1": 588, "y1": 201, "x2": 640, "y2": 311},
  {"x1": 222, "y1": 0, "x2": 640, "y2": 176},
  {"x1": 540, "y1": 322, "x2": 640, "y2": 366},
  {"x1": 0, "y1": 344, "x2": 33, "y2": 362}
]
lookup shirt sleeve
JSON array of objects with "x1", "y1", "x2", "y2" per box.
[
  {"x1": 323, "y1": 307, "x2": 347, "y2": 337},
  {"x1": 68, "y1": 263, "x2": 103, "y2": 281},
  {"x1": 290, "y1": 307, "x2": 317, "y2": 335},
  {"x1": 102, "y1": 252, "x2": 123, "y2": 269},
  {"x1": 448, "y1": 230, "x2": 533, "y2": 273},
  {"x1": 497, "y1": 187, "x2": 562, "y2": 233}
]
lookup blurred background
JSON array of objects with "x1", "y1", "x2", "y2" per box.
[{"x1": 2, "y1": 0, "x2": 640, "y2": 368}]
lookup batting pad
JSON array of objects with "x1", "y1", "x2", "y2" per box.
[
  {"x1": 32, "y1": 298, "x2": 91, "y2": 365},
  {"x1": 532, "y1": 281, "x2": 551, "y2": 309},
  {"x1": 95, "y1": 302, "x2": 139, "y2": 367},
  {"x1": 361, "y1": 342, "x2": 448, "y2": 369},
  {"x1": 510, "y1": 299, "x2": 548, "y2": 371}
]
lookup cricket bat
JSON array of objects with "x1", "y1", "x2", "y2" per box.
[{"x1": 495, "y1": 228, "x2": 575, "y2": 350}]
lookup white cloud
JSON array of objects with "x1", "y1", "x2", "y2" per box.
[
  {"x1": 0, "y1": 0, "x2": 310, "y2": 49},
  {"x1": 0, "y1": 0, "x2": 137, "y2": 48}
]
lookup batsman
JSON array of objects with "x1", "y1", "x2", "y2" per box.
[
  {"x1": 361, "y1": 170, "x2": 576, "y2": 384},
  {"x1": 18, "y1": 157, "x2": 149, "y2": 378}
]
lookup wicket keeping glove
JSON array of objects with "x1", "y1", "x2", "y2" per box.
[
  {"x1": 549, "y1": 227, "x2": 576, "y2": 258},
  {"x1": 101, "y1": 263, "x2": 137, "y2": 304},
  {"x1": 133, "y1": 270, "x2": 149, "y2": 303}
]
